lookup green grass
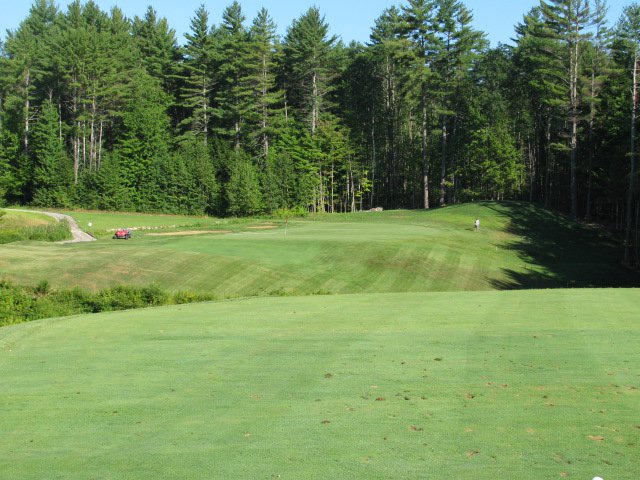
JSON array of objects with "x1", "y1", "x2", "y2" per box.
[
  {"x1": 0, "y1": 289, "x2": 638, "y2": 479},
  {"x1": 0, "y1": 209, "x2": 71, "y2": 244},
  {"x1": 0, "y1": 202, "x2": 636, "y2": 294},
  {"x1": 1, "y1": 202, "x2": 638, "y2": 477}
]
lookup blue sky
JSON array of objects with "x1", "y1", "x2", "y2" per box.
[{"x1": 0, "y1": 0, "x2": 628, "y2": 47}]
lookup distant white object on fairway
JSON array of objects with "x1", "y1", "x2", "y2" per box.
[
  {"x1": 88, "y1": 222, "x2": 92, "y2": 227},
  {"x1": 593, "y1": 477, "x2": 604, "y2": 480}
]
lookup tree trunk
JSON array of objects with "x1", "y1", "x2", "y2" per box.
[
  {"x1": 98, "y1": 120, "x2": 103, "y2": 170},
  {"x1": 351, "y1": 169, "x2": 356, "y2": 213},
  {"x1": 23, "y1": 68, "x2": 30, "y2": 155},
  {"x1": 370, "y1": 103, "x2": 376, "y2": 209},
  {"x1": 528, "y1": 140, "x2": 535, "y2": 203},
  {"x1": 90, "y1": 96, "x2": 96, "y2": 173},
  {"x1": 570, "y1": 118, "x2": 578, "y2": 219},
  {"x1": 569, "y1": 37, "x2": 579, "y2": 220},
  {"x1": 72, "y1": 81, "x2": 79, "y2": 185},
  {"x1": 422, "y1": 92, "x2": 429, "y2": 210},
  {"x1": 586, "y1": 67, "x2": 597, "y2": 221},
  {"x1": 625, "y1": 54, "x2": 639, "y2": 264},
  {"x1": 82, "y1": 121, "x2": 87, "y2": 172},
  {"x1": 202, "y1": 77, "x2": 208, "y2": 146},
  {"x1": 262, "y1": 53, "x2": 269, "y2": 158},
  {"x1": 330, "y1": 160, "x2": 334, "y2": 213},
  {"x1": 318, "y1": 168, "x2": 324, "y2": 213},
  {"x1": 311, "y1": 72, "x2": 318, "y2": 136},
  {"x1": 544, "y1": 114, "x2": 551, "y2": 208},
  {"x1": 283, "y1": 89, "x2": 289, "y2": 122},
  {"x1": 58, "y1": 102, "x2": 63, "y2": 143},
  {"x1": 440, "y1": 121, "x2": 447, "y2": 206},
  {"x1": 635, "y1": 200, "x2": 639, "y2": 267}
]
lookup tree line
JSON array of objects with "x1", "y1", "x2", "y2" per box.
[{"x1": 1, "y1": 0, "x2": 640, "y2": 263}]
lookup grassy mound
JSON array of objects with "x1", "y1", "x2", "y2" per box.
[
  {"x1": 0, "y1": 209, "x2": 71, "y2": 243},
  {"x1": 0, "y1": 202, "x2": 636, "y2": 296},
  {"x1": 0, "y1": 289, "x2": 637, "y2": 479}
]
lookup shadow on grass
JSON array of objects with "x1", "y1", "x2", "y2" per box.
[{"x1": 485, "y1": 202, "x2": 640, "y2": 290}]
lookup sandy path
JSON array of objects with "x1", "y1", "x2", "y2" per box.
[{"x1": 5, "y1": 209, "x2": 96, "y2": 244}]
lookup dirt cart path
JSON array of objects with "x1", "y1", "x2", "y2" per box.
[{"x1": 5, "y1": 209, "x2": 95, "y2": 244}]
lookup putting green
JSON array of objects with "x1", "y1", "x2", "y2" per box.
[{"x1": 1, "y1": 289, "x2": 638, "y2": 479}]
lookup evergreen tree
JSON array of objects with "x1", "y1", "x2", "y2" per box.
[
  {"x1": 261, "y1": 150, "x2": 294, "y2": 212},
  {"x1": 0, "y1": 0, "x2": 57, "y2": 156},
  {"x1": 132, "y1": 7, "x2": 180, "y2": 83},
  {"x1": 214, "y1": 2, "x2": 251, "y2": 150},
  {"x1": 49, "y1": 2, "x2": 138, "y2": 183},
  {"x1": 113, "y1": 72, "x2": 170, "y2": 210},
  {"x1": 179, "y1": 139, "x2": 219, "y2": 214},
  {"x1": 132, "y1": 6, "x2": 182, "y2": 126},
  {"x1": 246, "y1": 8, "x2": 281, "y2": 159},
  {"x1": 615, "y1": 3, "x2": 640, "y2": 264},
  {"x1": 179, "y1": 5, "x2": 215, "y2": 145},
  {"x1": 30, "y1": 99, "x2": 72, "y2": 206},
  {"x1": 432, "y1": 0, "x2": 486, "y2": 206},
  {"x1": 540, "y1": 0, "x2": 593, "y2": 219},
  {"x1": 401, "y1": 0, "x2": 439, "y2": 209},
  {"x1": 369, "y1": 7, "x2": 414, "y2": 208},
  {"x1": 513, "y1": 7, "x2": 567, "y2": 208},
  {"x1": 0, "y1": 127, "x2": 19, "y2": 205},
  {"x1": 584, "y1": 0, "x2": 611, "y2": 219},
  {"x1": 283, "y1": 7, "x2": 337, "y2": 136},
  {"x1": 282, "y1": 8, "x2": 340, "y2": 212},
  {"x1": 226, "y1": 152, "x2": 263, "y2": 216}
]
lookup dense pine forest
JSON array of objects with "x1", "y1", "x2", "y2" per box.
[{"x1": 1, "y1": 0, "x2": 640, "y2": 261}]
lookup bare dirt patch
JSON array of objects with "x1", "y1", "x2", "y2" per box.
[
  {"x1": 246, "y1": 225, "x2": 277, "y2": 230},
  {"x1": 145, "y1": 230, "x2": 231, "y2": 237}
]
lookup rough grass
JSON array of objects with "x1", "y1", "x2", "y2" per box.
[
  {"x1": 0, "y1": 202, "x2": 636, "y2": 295},
  {"x1": 0, "y1": 210, "x2": 71, "y2": 244},
  {"x1": 0, "y1": 280, "x2": 214, "y2": 327},
  {"x1": 0, "y1": 289, "x2": 638, "y2": 479}
]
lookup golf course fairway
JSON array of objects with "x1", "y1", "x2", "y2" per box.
[
  {"x1": 1, "y1": 203, "x2": 637, "y2": 296},
  {"x1": 1, "y1": 289, "x2": 638, "y2": 479}
]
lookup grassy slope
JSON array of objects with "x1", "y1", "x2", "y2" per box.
[
  {"x1": 1, "y1": 210, "x2": 57, "y2": 227},
  {"x1": 0, "y1": 209, "x2": 72, "y2": 244},
  {"x1": 0, "y1": 202, "x2": 636, "y2": 294},
  {"x1": 0, "y1": 289, "x2": 638, "y2": 479}
]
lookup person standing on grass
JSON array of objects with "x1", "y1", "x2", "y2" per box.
[{"x1": 474, "y1": 218, "x2": 480, "y2": 231}]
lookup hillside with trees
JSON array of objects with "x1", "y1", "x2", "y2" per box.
[{"x1": 1, "y1": 0, "x2": 640, "y2": 263}]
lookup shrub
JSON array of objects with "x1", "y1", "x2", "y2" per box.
[
  {"x1": 33, "y1": 280, "x2": 51, "y2": 296},
  {"x1": 0, "y1": 281, "x2": 214, "y2": 327},
  {"x1": 173, "y1": 290, "x2": 213, "y2": 304}
]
